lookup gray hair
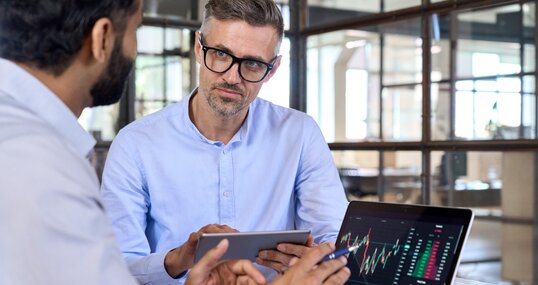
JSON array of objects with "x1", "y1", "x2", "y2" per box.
[{"x1": 200, "y1": 0, "x2": 284, "y2": 44}]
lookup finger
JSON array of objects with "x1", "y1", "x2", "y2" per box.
[
  {"x1": 199, "y1": 224, "x2": 239, "y2": 234},
  {"x1": 310, "y1": 256, "x2": 348, "y2": 282},
  {"x1": 306, "y1": 234, "x2": 316, "y2": 247},
  {"x1": 255, "y1": 257, "x2": 288, "y2": 274},
  {"x1": 228, "y1": 260, "x2": 266, "y2": 284},
  {"x1": 179, "y1": 231, "x2": 203, "y2": 259},
  {"x1": 289, "y1": 256, "x2": 299, "y2": 266},
  {"x1": 257, "y1": 249, "x2": 294, "y2": 266},
  {"x1": 276, "y1": 243, "x2": 310, "y2": 258},
  {"x1": 297, "y1": 243, "x2": 336, "y2": 271},
  {"x1": 236, "y1": 275, "x2": 266, "y2": 285},
  {"x1": 323, "y1": 266, "x2": 351, "y2": 285},
  {"x1": 188, "y1": 231, "x2": 203, "y2": 244},
  {"x1": 187, "y1": 239, "x2": 229, "y2": 283},
  {"x1": 216, "y1": 224, "x2": 240, "y2": 233}
]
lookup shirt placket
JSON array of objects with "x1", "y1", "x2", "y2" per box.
[{"x1": 219, "y1": 147, "x2": 235, "y2": 226}]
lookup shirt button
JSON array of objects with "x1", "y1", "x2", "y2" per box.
[
  {"x1": 222, "y1": 150, "x2": 226, "y2": 155},
  {"x1": 223, "y1": 192, "x2": 230, "y2": 197}
]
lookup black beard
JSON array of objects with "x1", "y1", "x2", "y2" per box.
[{"x1": 90, "y1": 39, "x2": 134, "y2": 107}]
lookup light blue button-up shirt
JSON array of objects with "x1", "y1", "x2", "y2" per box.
[
  {"x1": 0, "y1": 58, "x2": 136, "y2": 284},
  {"x1": 101, "y1": 89, "x2": 349, "y2": 284}
]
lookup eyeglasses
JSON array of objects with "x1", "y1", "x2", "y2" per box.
[{"x1": 199, "y1": 33, "x2": 276, "y2": 83}]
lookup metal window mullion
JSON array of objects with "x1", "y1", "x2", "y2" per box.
[
  {"x1": 189, "y1": 31, "x2": 198, "y2": 93},
  {"x1": 535, "y1": 0, "x2": 538, "y2": 140},
  {"x1": 521, "y1": 2, "x2": 538, "y2": 284},
  {"x1": 445, "y1": 11, "x2": 459, "y2": 206},
  {"x1": 377, "y1": 0, "x2": 386, "y2": 200},
  {"x1": 519, "y1": 2, "x2": 525, "y2": 138},
  {"x1": 289, "y1": 0, "x2": 307, "y2": 112},
  {"x1": 422, "y1": 6, "x2": 433, "y2": 205}
]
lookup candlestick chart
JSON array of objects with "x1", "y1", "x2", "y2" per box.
[{"x1": 338, "y1": 216, "x2": 464, "y2": 285}]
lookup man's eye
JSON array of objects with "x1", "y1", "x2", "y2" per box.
[
  {"x1": 244, "y1": 60, "x2": 263, "y2": 70},
  {"x1": 215, "y1": 50, "x2": 228, "y2": 58}
]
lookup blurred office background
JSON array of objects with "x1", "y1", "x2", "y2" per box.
[{"x1": 81, "y1": 1, "x2": 537, "y2": 283}]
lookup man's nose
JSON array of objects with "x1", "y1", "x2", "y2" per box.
[{"x1": 221, "y1": 62, "x2": 242, "y2": 84}]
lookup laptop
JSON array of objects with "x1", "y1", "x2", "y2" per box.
[{"x1": 335, "y1": 201, "x2": 474, "y2": 285}]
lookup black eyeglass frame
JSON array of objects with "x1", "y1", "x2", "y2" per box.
[{"x1": 199, "y1": 33, "x2": 277, "y2": 83}]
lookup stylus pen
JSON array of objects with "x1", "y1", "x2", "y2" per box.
[{"x1": 319, "y1": 245, "x2": 359, "y2": 263}]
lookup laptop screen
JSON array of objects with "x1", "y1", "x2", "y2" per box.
[{"x1": 336, "y1": 201, "x2": 474, "y2": 285}]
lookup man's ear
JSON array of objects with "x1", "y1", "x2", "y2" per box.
[
  {"x1": 90, "y1": 18, "x2": 115, "y2": 63},
  {"x1": 194, "y1": 31, "x2": 203, "y2": 65},
  {"x1": 263, "y1": 55, "x2": 282, "y2": 82}
]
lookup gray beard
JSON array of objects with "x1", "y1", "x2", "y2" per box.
[{"x1": 206, "y1": 92, "x2": 244, "y2": 117}]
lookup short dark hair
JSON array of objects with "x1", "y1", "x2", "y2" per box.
[
  {"x1": 201, "y1": 0, "x2": 284, "y2": 44},
  {"x1": 0, "y1": 0, "x2": 139, "y2": 75}
]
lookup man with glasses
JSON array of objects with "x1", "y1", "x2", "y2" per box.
[{"x1": 101, "y1": 0, "x2": 349, "y2": 283}]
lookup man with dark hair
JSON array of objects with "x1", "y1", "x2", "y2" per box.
[
  {"x1": 101, "y1": 0, "x2": 349, "y2": 283},
  {"x1": 0, "y1": 0, "x2": 140, "y2": 284},
  {"x1": 0, "y1": 0, "x2": 350, "y2": 284}
]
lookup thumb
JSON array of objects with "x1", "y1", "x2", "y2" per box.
[
  {"x1": 197, "y1": 239, "x2": 229, "y2": 269},
  {"x1": 306, "y1": 234, "x2": 316, "y2": 247},
  {"x1": 186, "y1": 239, "x2": 229, "y2": 284}
]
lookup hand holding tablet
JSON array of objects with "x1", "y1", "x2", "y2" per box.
[{"x1": 194, "y1": 230, "x2": 311, "y2": 262}]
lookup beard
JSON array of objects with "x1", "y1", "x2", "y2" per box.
[
  {"x1": 90, "y1": 38, "x2": 134, "y2": 107},
  {"x1": 205, "y1": 83, "x2": 246, "y2": 117}
]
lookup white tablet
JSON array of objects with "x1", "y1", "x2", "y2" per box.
[{"x1": 194, "y1": 230, "x2": 311, "y2": 262}]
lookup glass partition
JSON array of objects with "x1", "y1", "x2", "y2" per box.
[
  {"x1": 135, "y1": 26, "x2": 192, "y2": 118},
  {"x1": 523, "y1": 1, "x2": 535, "y2": 72},
  {"x1": 143, "y1": 0, "x2": 194, "y2": 20},
  {"x1": 307, "y1": 18, "x2": 421, "y2": 142},
  {"x1": 383, "y1": 22, "x2": 422, "y2": 85},
  {"x1": 428, "y1": 5, "x2": 536, "y2": 140},
  {"x1": 306, "y1": 0, "x2": 421, "y2": 28},
  {"x1": 258, "y1": 38, "x2": 291, "y2": 108},
  {"x1": 332, "y1": 150, "x2": 380, "y2": 200},
  {"x1": 332, "y1": 150, "x2": 422, "y2": 203},
  {"x1": 382, "y1": 85, "x2": 422, "y2": 141},
  {"x1": 79, "y1": 105, "x2": 120, "y2": 141},
  {"x1": 430, "y1": 151, "x2": 503, "y2": 210},
  {"x1": 431, "y1": 83, "x2": 450, "y2": 140}
]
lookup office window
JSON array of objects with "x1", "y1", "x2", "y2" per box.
[
  {"x1": 143, "y1": 0, "x2": 194, "y2": 20},
  {"x1": 345, "y1": 69, "x2": 368, "y2": 139},
  {"x1": 383, "y1": 85, "x2": 422, "y2": 141},
  {"x1": 333, "y1": 150, "x2": 421, "y2": 203},
  {"x1": 306, "y1": 18, "x2": 421, "y2": 142},
  {"x1": 332, "y1": 150, "x2": 380, "y2": 199},
  {"x1": 275, "y1": 2, "x2": 291, "y2": 31},
  {"x1": 135, "y1": 26, "x2": 192, "y2": 118},
  {"x1": 429, "y1": 5, "x2": 536, "y2": 140},
  {"x1": 431, "y1": 83, "x2": 450, "y2": 140},
  {"x1": 523, "y1": 2, "x2": 535, "y2": 72},
  {"x1": 258, "y1": 38, "x2": 291, "y2": 108},
  {"x1": 79, "y1": 104, "x2": 120, "y2": 141},
  {"x1": 306, "y1": 0, "x2": 421, "y2": 28}
]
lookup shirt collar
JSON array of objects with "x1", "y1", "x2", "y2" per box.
[{"x1": 0, "y1": 58, "x2": 96, "y2": 158}]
